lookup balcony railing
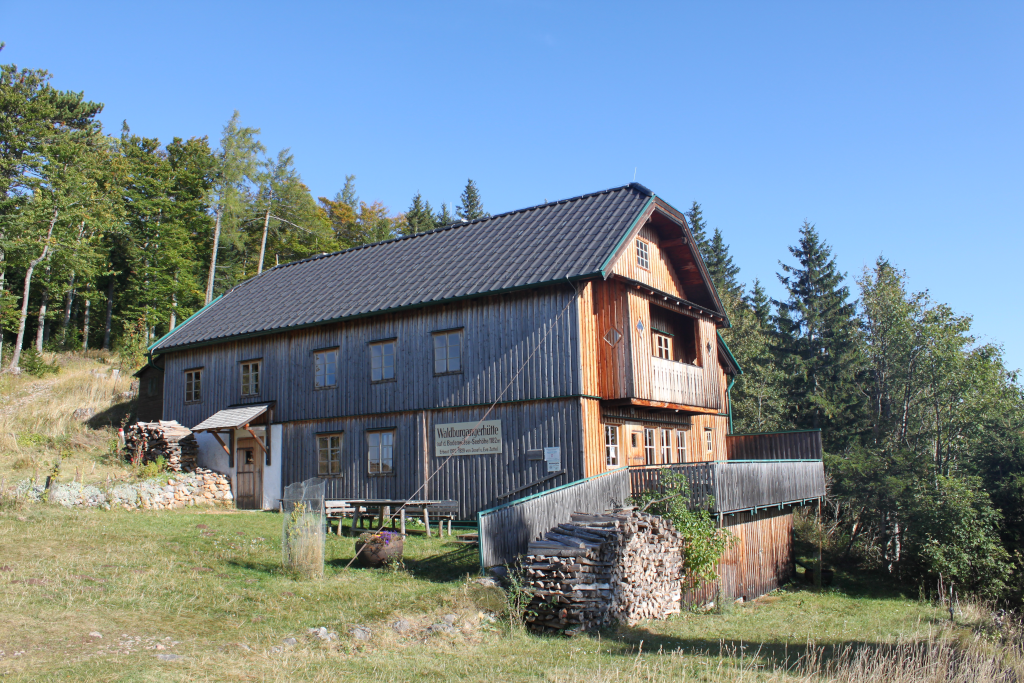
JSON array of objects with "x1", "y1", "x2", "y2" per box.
[
  {"x1": 650, "y1": 356, "x2": 719, "y2": 409},
  {"x1": 629, "y1": 430, "x2": 825, "y2": 514}
]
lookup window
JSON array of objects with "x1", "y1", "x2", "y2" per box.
[
  {"x1": 660, "y1": 429, "x2": 672, "y2": 464},
  {"x1": 636, "y1": 239, "x2": 650, "y2": 270},
  {"x1": 433, "y1": 331, "x2": 462, "y2": 374},
  {"x1": 368, "y1": 430, "x2": 394, "y2": 474},
  {"x1": 370, "y1": 340, "x2": 396, "y2": 382},
  {"x1": 241, "y1": 360, "x2": 261, "y2": 396},
  {"x1": 185, "y1": 369, "x2": 202, "y2": 403},
  {"x1": 705, "y1": 428, "x2": 714, "y2": 454},
  {"x1": 676, "y1": 429, "x2": 688, "y2": 463},
  {"x1": 644, "y1": 428, "x2": 656, "y2": 464},
  {"x1": 315, "y1": 348, "x2": 338, "y2": 388},
  {"x1": 146, "y1": 377, "x2": 157, "y2": 397},
  {"x1": 654, "y1": 333, "x2": 672, "y2": 360},
  {"x1": 318, "y1": 434, "x2": 342, "y2": 476},
  {"x1": 631, "y1": 432, "x2": 639, "y2": 448},
  {"x1": 604, "y1": 425, "x2": 620, "y2": 467}
]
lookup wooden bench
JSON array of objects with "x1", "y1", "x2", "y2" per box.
[{"x1": 325, "y1": 500, "x2": 460, "y2": 537}]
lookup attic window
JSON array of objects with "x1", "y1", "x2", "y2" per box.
[{"x1": 636, "y1": 239, "x2": 650, "y2": 270}]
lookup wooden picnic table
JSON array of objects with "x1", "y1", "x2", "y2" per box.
[{"x1": 325, "y1": 499, "x2": 459, "y2": 537}]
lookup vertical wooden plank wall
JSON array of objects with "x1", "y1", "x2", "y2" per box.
[
  {"x1": 162, "y1": 286, "x2": 581, "y2": 428},
  {"x1": 683, "y1": 508, "x2": 796, "y2": 607},
  {"x1": 580, "y1": 398, "x2": 605, "y2": 478},
  {"x1": 591, "y1": 279, "x2": 631, "y2": 400},
  {"x1": 609, "y1": 223, "x2": 689, "y2": 300}
]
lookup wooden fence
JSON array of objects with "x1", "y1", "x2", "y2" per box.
[
  {"x1": 477, "y1": 467, "x2": 631, "y2": 569},
  {"x1": 629, "y1": 460, "x2": 824, "y2": 514},
  {"x1": 725, "y1": 429, "x2": 822, "y2": 461}
]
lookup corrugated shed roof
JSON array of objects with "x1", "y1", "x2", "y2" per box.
[
  {"x1": 192, "y1": 404, "x2": 270, "y2": 431},
  {"x1": 153, "y1": 183, "x2": 654, "y2": 352}
]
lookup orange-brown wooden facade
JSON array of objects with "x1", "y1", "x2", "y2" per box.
[{"x1": 576, "y1": 204, "x2": 732, "y2": 479}]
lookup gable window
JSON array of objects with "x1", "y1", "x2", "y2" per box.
[
  {"x1": 654, "y1": 333, "x2": 672, "y2": 360},
  {"x1": 368, "y1": 430, "x2": 394, "y2": 474},
  {"x1": 146, "y1": 376, "x2": 158, "y2": 397},
  {"x1": 241, "y1": 360, "x2": 261, "y2": 396},
  {"x1": 644, "y1": 428, "x2": 656, "y2": 465},
  {"x1": 660, "y1": 429, "x2": 672, "y2": 464},
  {"x1": 315, "y1": 348, "x2": 338, "y2": 388},
  {"x1": 604, "y1": 425, "x2": 620, "y2": 467},
  {"x1": 318, "y1": 433, "x2": 342, "y2": 476},
  {"x1": 184, "y1": 369, "x2": 202, "y2": 403},
  {"x1": 636, "y1": 239, "x2": 650, "y2": 270},
  {"x1": 705, "y1": 428, "x2": 714, "y2": 455},
  {"x1": 370, "y1": 340, "x2": 396, "y2": 382},
  {"x1": 676, "y1": 429, "x2": 688, "y2": 463},
  {"x1": 433, "y1": 330, "x2": 462, "y2": 375}
]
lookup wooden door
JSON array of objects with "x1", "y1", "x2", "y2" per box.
[
  {"x1": 626, "y1": 425, "x2": 646, "y2": 467},
  {"x1": 235, "y1": 437, "x2": 262, "y2": 510}
]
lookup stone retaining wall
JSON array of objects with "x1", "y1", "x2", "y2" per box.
[{"x1": 9, "y1": 468, "x2": 233, "y2": 511}]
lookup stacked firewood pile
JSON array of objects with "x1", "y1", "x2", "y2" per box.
[
  {"x1": 124, "y1": 421, "x2": 199, "y2": 472},
  {"x1": 522, "y1": 507, "x2": 683, "y2": 634}
]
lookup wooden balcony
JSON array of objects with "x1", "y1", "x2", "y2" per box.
[
  {"x1": 629, "y1": 430, "x2": 825, "y2": 514},
  {"x1": 649, "y1": 356, "x2": 719, "y2": 410}
]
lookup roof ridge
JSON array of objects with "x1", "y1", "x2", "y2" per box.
[{"x1": 257, "y1": 182, "x2": 649, "y2": 275}]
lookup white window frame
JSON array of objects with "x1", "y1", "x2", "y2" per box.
[
  {"x1": 660, "y1": 429, "x2": 672, "y2": 464},
  {"x1": 367, "y1": 430, "x2": 395, "y2": 475},
  {"x1": 654, "y1": 333, "x2": 672, "y2": 360},
  {"x1": 604, "y1": 424, "x2": 620, "y2": 467},
  {"x1": 370, "y1": 340, "x2": 396, "y2": 382},
  {"x1": 184, "y1": 369, "x2": 202, "y2": 403},
  {"x1": 636, "y1": 239, "x2": 650, "y2": 270},
  {"x1": 315, "y1": 348, "x2": 338, "y2": 388},
  {"x1": 317, "y1": 433, "x2": 343, "y2": 476},
  {"x1": 705, "y1": 428, "x2": 714, "y2": 455},
  {"x1": 676, "y1": 429, "x2": 688, "y2": 463},
  {"x1": 240, "y1": 360, "x2": 261, "y2": 397},
  {"x1": 644, "y1": 428, "x2": 656, "y2": 465},
  {"x1": 433, "y1": 330, "x2": 462, "y2": 375}
]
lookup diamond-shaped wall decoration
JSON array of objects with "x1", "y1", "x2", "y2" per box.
[
  {"x1": 603, "y1": 328, "x2": 622, "y2": 346},
  {"x1": 636, "y1": 319, "x2": 645, "y2": 333}
]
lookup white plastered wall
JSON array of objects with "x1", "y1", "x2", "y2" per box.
[{"x1": 263, "y1": 424, "x2": 282, "y2": 510}]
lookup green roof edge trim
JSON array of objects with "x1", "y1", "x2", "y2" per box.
[
  {"x1": 147, "y1": 295, "x2": 223, "y2": 353},
  {"x1": 598, "y1": 195, "x2": 656, "y2": 277},
  {"x1": 717, "y1": 331, "x2": 743, "y2": 375}
]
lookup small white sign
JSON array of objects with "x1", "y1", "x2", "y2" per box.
[
  {"x1": 434, "y1": 420, "x2": 503, "y2": 457},
  {"x1": 544, "y1": 446, "x2": 561, "y2": 473}
]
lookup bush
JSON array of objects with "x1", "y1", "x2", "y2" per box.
[
  {"x1": 632, "y1": 471, "x2": 734, "y2": 587},
  {"x1": 19, "y1": 348, "x2": 59, "y2": 377}
]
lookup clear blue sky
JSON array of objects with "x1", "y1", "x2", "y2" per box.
[{"x1": 4, "y1": 2, "x2": 1022, "y2": 371}]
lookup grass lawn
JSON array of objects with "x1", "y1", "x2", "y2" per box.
[{"x1": 0, "y1": 502, "x2": 994, "y2": 682}]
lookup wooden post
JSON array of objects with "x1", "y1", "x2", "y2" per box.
[
  {"x1": 424, "y1": 508, "x2": 431, "y2": 537},
  {"x1": 817, "y1": 497, "x2": 823, "y2": 590},
  {"x1": 400, "y1": 508, "x2": 406, "y2": 536},
  {"x1": 384, "y1": 506, "x2": 392, "y2": 530},
  {"x1": 447, "y1": 519, "x2": 452, "y2": 536}
]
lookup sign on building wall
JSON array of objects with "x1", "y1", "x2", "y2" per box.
[
  {"x1": 544, "y1": 446, "x2": 561, "y2": 473},
  {"x1": 434, "y1": 420, "x2": 503, "y2": 457}
]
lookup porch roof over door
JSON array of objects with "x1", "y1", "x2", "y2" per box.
[{"x1": 191, "y1": 404, "x2": 270, "y2": 432}]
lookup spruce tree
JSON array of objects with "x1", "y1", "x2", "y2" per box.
[
  {"x1": 684, "y1": 201, "x2": 712, "y2": 261},
  {"x1": 704, "y1": 227, "x2": 743, "y2": 302},
  {"x1": 434, "y1": 202, "x2": 455, "y2": 227},
  {"x1": 746, "y1": 279, "x2": 773, "y2": 328},
  {"x1": 404, "y1": 192, "x2": 436, "y2": 235},
  {"x1": 772, "y1": 221, "x2": 864, "y2": 451},
  {"x1": 456, "y1": 179, "x2": 488, "y2": 221}
]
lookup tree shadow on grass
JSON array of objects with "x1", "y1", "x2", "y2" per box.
[
  {"x1": 325, "y1": 542, "x2": 478, "y2": 583},
  {"x1": 87, "y1": 400, "x2": 134, "y2": 429}
]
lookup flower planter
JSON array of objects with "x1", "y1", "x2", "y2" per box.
[{"x1": 355, "y1": 534, "x2": 405, "y2": 567}]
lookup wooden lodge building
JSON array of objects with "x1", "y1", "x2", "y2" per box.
[{"x1": 142, "y1": 183, "x2": 824, "y2": 600}]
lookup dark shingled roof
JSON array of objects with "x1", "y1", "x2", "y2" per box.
[{"x1": 152, "y1": 183, "x2": 655, "y2": 352}]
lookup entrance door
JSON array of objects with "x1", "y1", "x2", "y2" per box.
[
  {"x1": 235, "y1": 437, "x2": 263, "y2": 510},
  {"x1": 626, "y1": 424, "x2": 646, "y2": 467}
]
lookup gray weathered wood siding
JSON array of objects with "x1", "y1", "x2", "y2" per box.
[
  {"x1": 477, "y1": 467, "x2": 631, "y2": 568},
  {"x1": 160, "y1": 286, "x2": 581, "y2": 427},
  {"x1": 278, "y1": 398, "x2": 586, "y2": 518}
]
